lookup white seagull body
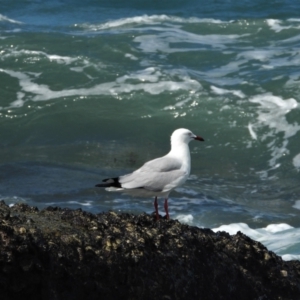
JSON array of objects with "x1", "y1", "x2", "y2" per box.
[{"x1": 95, "y1": 128, "x2": 204, "y2": 220}]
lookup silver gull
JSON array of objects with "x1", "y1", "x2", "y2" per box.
[{"x1": 95, "y1": 128, "x2": 204, "y2": 220}]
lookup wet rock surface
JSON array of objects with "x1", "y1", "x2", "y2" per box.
[{"x1": 0, "y1": 201, "x2": 299, "y2": 300}]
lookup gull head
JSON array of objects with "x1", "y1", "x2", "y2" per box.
[{"x1": 171, "y1": 128, "x2": 204, "y2": 145}]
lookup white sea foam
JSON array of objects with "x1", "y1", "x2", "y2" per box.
[
  {"x1": 267, "y1": 18, "x2": 300, "y2": 32},
  {"x1": 293, "y1": 200, "x2": 300, "y2": 210},
  {"x1": 135, "y1": 30, "x2": 242, "y2": 54},
  {"x1": 247, "y1": 123, "x2": 257, "y2": 140},
  {"x1": 0, "y1": 14, "x2": 23, "y2": 24},
  {"x1": 213, "y1": 223, "x2": 261, "y2": 237},
  {"x1": 287, "y1": 18, "x2": 300, "y2": 22},
  {"x1": 282, "y1": 34, "x2": 300, "y2": 44},
  {"x1": 213, "y1": 222, "x2": 300, "y2": 260},
  {"x1": 250, "y1": 94, "x2": 298, "y2": 116},
  {"x1": 163, "y1": 94, "x2": 200, "y2": 111},
  {"x1": 116, "y1": 67, "x2": 161, "y2": 83},
  {"x1": 239, "y1": 48, "x2": 300, "y2": 71},
  {"x1": 175, "y1": 187, "x2": 199, "y2": 196},
  {"x1": 211, "y1": 86, "x2": 245, "y2": 98},
  {"x1": 266, "y1": 19, "x2": 285, "y2": 32},
  {"x1": 68, "y1": 200, "x2": 93, "y2": 207},
  {"x1": 282, "y1": 254, "x2": 300, "y2": 260},
  {"x1": 78, "y1": 15, "x2": 228, "y2": 31},
  {"x1": 263, "y1": 223, "x2": 293, "y2": 233},
  {"x1": 0, "y1": 195, "x2": 27, "y2": 206},
  {"x1": 0, "y1": 49, "x2": 82, "y2": 66},
  {"x1": 293, "y1": 154, "x2": 300, "y2": 169},
  {"x1": 0, "y1": 67, "x2": 201, "y2": 108},
  {"x1": 237, "y1": 49, "x2": 278, "y2": 62},
  {"x1": 176, "y1": 214, "x2": 194, "y2": 224},
  {"x1": 249, "y1": 93, "x2": 300, "y2": 168},
  {"x1": 197, "y1": 60, "x2": 247, "y2": 86},
  {"x1": 125, "y1": 53, "x2": 138, "y2": 60},
  {"x1": 266, "y1": 19, "x2": 289, "y2": 32},
  {"x1": 47, "y1": 54, "x2": 78, "y2": 65}
]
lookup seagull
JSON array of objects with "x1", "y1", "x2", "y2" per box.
[{"x1": 95, "y1": 128, "x2": 204, "y2": 220}]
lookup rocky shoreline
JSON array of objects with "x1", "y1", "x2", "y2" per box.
[{"x1": 0, "y1": 201, "x2": 299, "y2": 299}]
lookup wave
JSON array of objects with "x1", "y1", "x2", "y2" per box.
[
  {"x1": 0, "y1": 67, "x2": 201, "y2": 108},
  {"x1": 76, "y1": 14, "x2": 228, "y2": 31},
  {"x1": 267, "y1": 18, "x2": 300, "y2": 32},
  {"x1": 0, "y1": 13, "x2": 22, "y2": 24},
  {"x1": 212, "y1": 222, "x2": 300, "y2": 261}
]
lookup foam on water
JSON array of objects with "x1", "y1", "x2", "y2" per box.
[
  {"x1": 249, "y1": 93, "x2": 300, "y2": 168},
  {"x1": 135, "y1": 31, "x2": 243, "y2": 54},
  {"x1": 211, "y1": 86, "x2": 245, "y2": 99},
  {"x1": 125, "y1": 53, "x2": 138, "y2": 61},
  {"x1": 0, "y1": 13, "x2": 22, "y2": 24},
  {"x1": 293, "y1": 154, "x2": 300, "y2": 169},
  {"x1": 0, "y1": 66, "x2": 201, "y2": 109},
  {"x1": 77, "y1": 15, "x2": 228, "y2": 31},
  {"x1": 292, "y1": 200, "x2": 300, "y2": 210},
  {"x1": 0, "y1": 48, "x2": 84, "y2": 65},
  {"x1": 264, "y1": 223, "x2": 294, "y2": 233},
  {"x1": 176, "y1": 214, "x2": 194, "y2": 224},
  {"x1": 247, "y1": 123, "x2": 258, "y2": 140},
  {"x1": 212, "y1": 222, "x2": 300, "y2": 261},
  {"x1": 267, "y1": 19, "x2": 300, "y2": 32},
  {"x1": 0, "y1": 195, "x2": 27, "y2": 207}
]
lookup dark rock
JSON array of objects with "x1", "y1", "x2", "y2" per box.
[{"x1": 0, "y1": 200, "x2": 299, "y2": 300}]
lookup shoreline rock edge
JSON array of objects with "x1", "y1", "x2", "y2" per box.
[{"x1": 0, "y1": 201, "x2": 299, "y2": 300}]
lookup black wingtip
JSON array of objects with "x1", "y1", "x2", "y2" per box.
[
  {"x1": 95, "y1": 183, "x2": 104, "y2": 187},
  {"x1": 95, "y1": 177, "x2": 121, "y2": 188}
]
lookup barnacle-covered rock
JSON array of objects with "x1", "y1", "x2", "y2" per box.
[{"x1": 0, "y1": 200, "x2": 299, "y2": 300}]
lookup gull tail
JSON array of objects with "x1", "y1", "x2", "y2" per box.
[{"x1": 95, "y1": 177, "x2": 122, "y2": 188}]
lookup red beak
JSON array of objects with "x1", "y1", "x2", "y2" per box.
[{"x1": 194, "y1": 136, "x2": 204, "y2": 141}]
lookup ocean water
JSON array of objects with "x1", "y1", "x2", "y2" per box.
[{"x1": 1, "y1": 1, "x2": 300, "y2": 260}]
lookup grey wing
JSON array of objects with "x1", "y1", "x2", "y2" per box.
[
  {"x1": 119, "y1": 155, "x2": 184, "y2": 191},
  {"x1": 140, "y1": 156, "x2": 182, "y2": 172},
  {"x1": 119, "y1": 169, "x2": 186, "y2": 192}
]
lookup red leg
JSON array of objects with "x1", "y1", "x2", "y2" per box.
[
  {"x1": 164, "y1": 198, "x2": 169, "y2": 220},
  {"x1": 154, "y1": 196, "x2": 159, "y2": 220}
]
